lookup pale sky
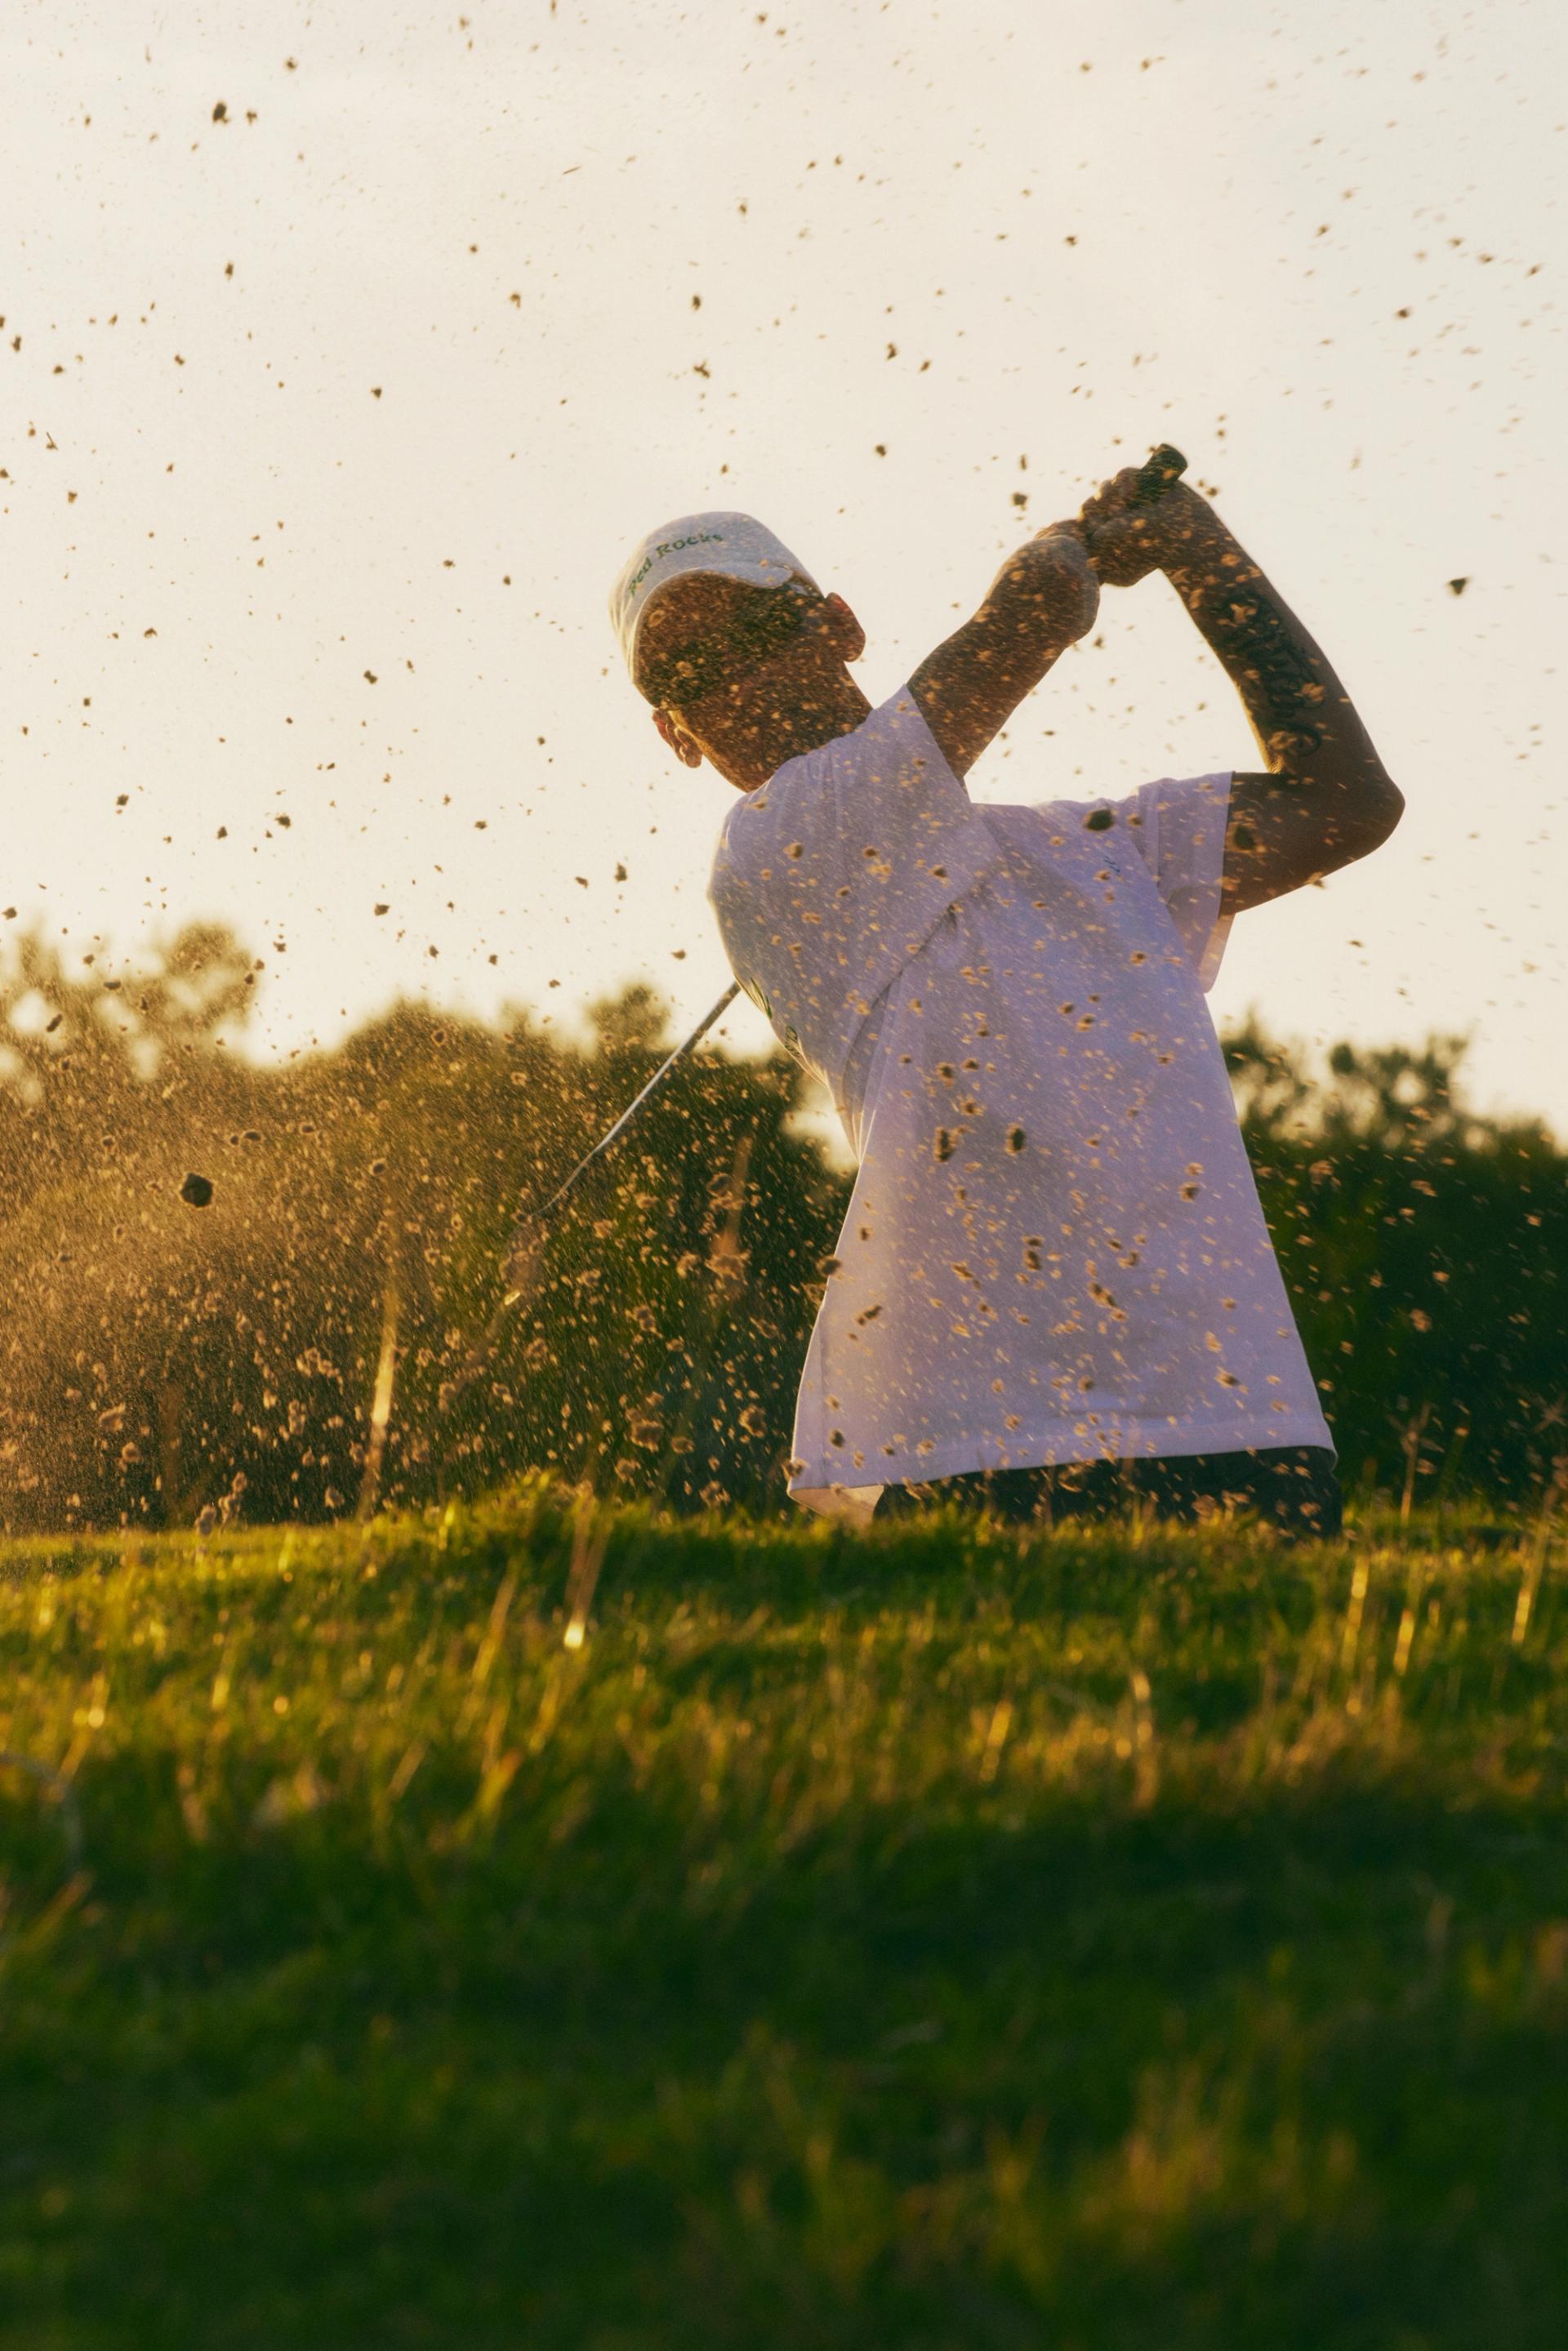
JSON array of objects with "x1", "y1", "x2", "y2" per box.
[{"x1": 5, "y1": 0, "x2": 1565, "y2": 1132}]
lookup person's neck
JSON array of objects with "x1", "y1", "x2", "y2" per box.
[{"x1": 722, "y1": 674, "x2": 874, "y2": 792}]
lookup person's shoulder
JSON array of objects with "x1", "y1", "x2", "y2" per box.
[
  {"x1": 786, "y1": 683, "x2": 938, "y2": 782},
  {"x1": 988, "y1": 792, "x2": 1130, "y2": 849},
  {"x1": 719, "y1": 688, "x2": 934, "y2": 827},
  {"x1": 1020, "y1": 778, "x2": 1232, "y2": 853}
]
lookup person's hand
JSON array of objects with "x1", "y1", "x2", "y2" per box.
[
  {"x1": 1076, "y1": 470, "x2": 1217, "y2": 589},
  {"x1": 1027, "y1": 519, "x2": 1100, "y2": 639}
]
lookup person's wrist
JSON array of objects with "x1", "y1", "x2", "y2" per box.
[
  {"x1": 1161, "y1": 509, "x2": 1243, "y2": 594},
  {"x1": 1045, "y1": 539, "x2": 1098, "y2": 635}
]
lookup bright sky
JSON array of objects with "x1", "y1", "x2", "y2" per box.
[{"x1": 6, "y1": 0, "x2": 1565, "y2": 1132}]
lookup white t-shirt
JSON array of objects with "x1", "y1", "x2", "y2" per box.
[{"x1": 708, "y1": 684, "x2": 1332, "y2": 1519}]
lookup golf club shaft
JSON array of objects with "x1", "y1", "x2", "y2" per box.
[
  {"x1": 514, "y1": 979, "x2": 742, "y2": 1249},
  {"x1": 437, "y1": 980, "x2": 742, "y2": 1418}
]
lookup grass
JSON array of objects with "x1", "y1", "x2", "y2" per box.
[{"x1": 2, "y1": 1477, "x2": 1566, "y2": 2349}]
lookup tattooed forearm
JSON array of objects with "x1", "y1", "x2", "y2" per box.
[
  {"x1": 1200, "y1": 580, "x2": 1328, "y2": 758},
  {"x1": 1165, "y1": 523, "x2": 1379, "y2": 777}
]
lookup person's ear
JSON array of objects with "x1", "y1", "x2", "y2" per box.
[
  {"x1": 822, "y1": 591, "x2": 866, "y2": 664},
  {"x1": 653, "y1": 706, "x2": 703, "y2": 768}
]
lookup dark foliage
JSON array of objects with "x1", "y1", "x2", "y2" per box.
[
  {"x1": 1224, "y1": 1017, "x2": 1566, "y2": 1506},
  {"x1": 1, "y1": 927, "x2": 1561, "y2": 1529}
]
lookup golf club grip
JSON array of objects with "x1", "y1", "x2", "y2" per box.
[{"x1": 1129, "y1": 443, "x2": 1187, "y2": 505}]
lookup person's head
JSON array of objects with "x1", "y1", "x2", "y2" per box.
[{"x1": 609, "y1": 511, "x2": 866, "y2": 791}]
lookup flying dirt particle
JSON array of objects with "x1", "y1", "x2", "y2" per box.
[
  {"x1": 1012, "y1": 492, "x2": 1028, "y2": 509},
  {"x1": 575, "y1": 875, "x2": 588, "y2": 888},
  {"x1": 144, "y1": 627, "x2": 157, "y2": 636},
  {"x1": 115, "y1": 793, "x2": 128, "y2": 807},
  {"x1": 614, "y1": 862, "x2": 627, "y2": 880},
  {"x1": 370, "y1": 1158, "x2": 386, "y2": 1174},
  {"x1": 212, "y1": 100, "x2": 229, "y2": 122},
  {"x1": 216, "y1": 826, "x2": 227, "y2": 839},
  {"x1": 180, "y1": 1172, "x2": 214, "y2": 1208},
  {"x1": 274, "y1": 813, "x2": 291, "y2": 827},
  {"x1": 874, "y1": 443, "x2": 887, "y2": 456},
  {"x1": 1006, "y1": 1125, "x2": 1027, "y2": 1152},
  {"x1": 373, "y1": 903, "x2": 389, "y2": 915},
  {"x1": 363, "y1": 670, "x2": 378, "y2": 684},
  {"x1": 1447, "y1": 577, "x2": 1470, "y2": 596},
  {"x1": 2, "y1": 909, "x2": 14, "y2": 920},
  {"x1": 371, "y1": 386, "x2": 382, "y2": 399},
  {"x1": 934, "y1": 1128, "x2": 955, "y2": 1162},
  {"x1": 225, "y1": 261, "x2": 234, "y2": 278},
  {"x1": 1085, "y1": 808, "x2": 1114, "y2": 831}
]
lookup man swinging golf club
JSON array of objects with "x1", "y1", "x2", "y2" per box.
[{"x1": 608, "y1": 449, "x2": 1402, "y2": 1532}]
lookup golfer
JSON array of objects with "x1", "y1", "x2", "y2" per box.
[{"x1": 608, "y1": 465, "x2": 1402, "y2": 1532}]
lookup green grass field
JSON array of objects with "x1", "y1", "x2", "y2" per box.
[{"x1": 2, "y1": 1480, "x2": 1566, "y2": 2349}]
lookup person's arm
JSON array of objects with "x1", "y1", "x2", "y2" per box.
[
  {"x1": 907, "y1": 523, "x2": 1100, "y2": 778},
  {"x1": 1080, "y1": 476, "x2": 1404, "y2": 913}
]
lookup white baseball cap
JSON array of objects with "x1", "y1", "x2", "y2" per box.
[{"x1": 609, "y1": 510, "x2": 819, "y2": 679}]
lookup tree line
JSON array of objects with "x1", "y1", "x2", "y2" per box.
[{"x1": 1, "y1": 923, "x2": 1561, "y2": 1531}]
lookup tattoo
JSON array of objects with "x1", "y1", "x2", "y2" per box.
[{"x1": 1205, "y1": 583, "x2": 1329, "y2": 758}]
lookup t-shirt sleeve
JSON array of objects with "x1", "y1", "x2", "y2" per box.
[
  {"x1": 1125, "y1": 770, "x2": 1234, "y2": 991},
  {"x1": 708, "y1": 688, "x2": 1000, "y2": 1089}
]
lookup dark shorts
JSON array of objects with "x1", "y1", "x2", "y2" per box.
[{"x1": 873, "y1": 1445, "x2": 1342, "y2": 1538}]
